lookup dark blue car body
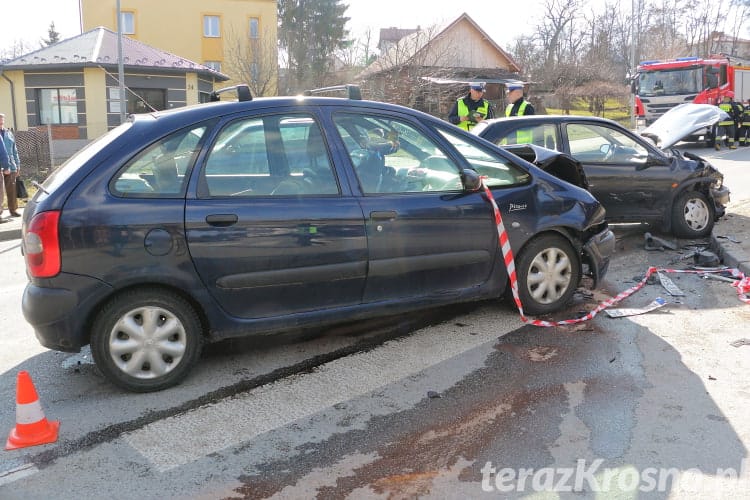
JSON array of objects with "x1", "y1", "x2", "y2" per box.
[{"x1": 21, "y1": 87, "x2": 614, "y2": 391}]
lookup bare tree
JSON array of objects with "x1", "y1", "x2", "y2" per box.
[
  {"x1": 358, "y1": 24, "x2": 460, "y2": 109},
  {"x1": 336, "y1": 28, "x2": 376, "y2": 68},
  {"x1": 0, "y1": 39, "x2": 34, "y2": 62},
  {"x1": 223, "y1": 26, "x2": 279, "y2": 97}
]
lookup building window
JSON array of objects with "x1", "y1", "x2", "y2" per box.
[
  {"x1": 38, "y1": 88, "x2": 78, "y2": 125},
  {"x1": 249, "y1": 17, "x2": 259, "y2": 39},
  {"x1": 204, "y1": 61, "x2": 221, "y2": 72},
  {"x1": 250, "y1": 62, "x2": 259, "y2": 83},
  {"x1": 127, "y1": 88, "x2": 166, "y2": 114},
  {"x1": 203, "y1": 15, "x2": 220, "y2": 37},
  {"x1": 120, "y1": 11, "x2": 135, "y2": 34}
]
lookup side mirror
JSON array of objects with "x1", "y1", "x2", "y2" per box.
[
  {"x1": 641, "y1": 153, "x2": 669, "y2": 169},
  {"x1": 462, "y1": 168, "x2": 482, "y2": 191}
]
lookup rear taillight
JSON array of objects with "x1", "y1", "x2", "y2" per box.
[{"x1": 23, "y1": 211, "x2": 61, "y2": 278}]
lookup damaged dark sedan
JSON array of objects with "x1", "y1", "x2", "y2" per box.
[{"x1": 473, "y1": 105, "x2": 730, "y2": 237}]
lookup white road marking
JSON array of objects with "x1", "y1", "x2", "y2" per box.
[{"x1": 0, "y1": 463, "x2": 39, "y2": 487}]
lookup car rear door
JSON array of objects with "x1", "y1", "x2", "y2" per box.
[{"x1": 185, "y1": 111, "x2": 367, "y2": 319}]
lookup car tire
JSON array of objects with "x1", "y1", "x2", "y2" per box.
[
  {"x1": 90, "y1": 288, "x2": 203, "y2": 392},
  {"x1": 515, "y1": 234, "x2": 581, "y2": 315},
  {"x1": 671, "y1": 190, "x2": 714, "y2": 238}
]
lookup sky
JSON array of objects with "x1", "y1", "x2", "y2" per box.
[{"x1": 0, "y1": 0, "x2": 556, "y2": 55}]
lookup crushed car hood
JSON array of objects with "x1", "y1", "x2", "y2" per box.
[
  {"x1": 640, "y1": 103, "x2": 729, "y2": 149},
  {"x1": 501, "y1": 143, "x2": 589, "y2": 191}
]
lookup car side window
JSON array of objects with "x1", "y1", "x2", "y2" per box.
[
  {"x1": 566, "y1": 123, "x2": 649, "y2": 165},
  {"x1": 438, "y1": 127, "x2": 530, "y2": 188},
  {"x1": 201, "y1": 114, "x2": 339, "y2": 197},
  {"x1": 495, "y1": 124, "x2": 556, "y2": 149},
  {"x1": 111, "y1": 125, "x2": 207, "y2": 198},
  {"x1": 333, "y1": 113, "x2": 462, "y2": 193}
]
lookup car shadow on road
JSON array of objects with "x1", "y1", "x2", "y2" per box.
[{"x1": 228, "y1": 318, "x2": 748, "y2": 499}]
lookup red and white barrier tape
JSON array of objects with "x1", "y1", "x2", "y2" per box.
[{"x1": 481, "y1": 182, "x2": 750, "y2": 328}]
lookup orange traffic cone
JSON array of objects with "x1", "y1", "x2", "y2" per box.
[{"x1": 5, "y1": 371, "x2": 59, "y2": 450}]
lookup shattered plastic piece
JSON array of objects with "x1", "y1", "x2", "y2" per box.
[
  {"x1": 717, "y1": 235, "x2": 741, "y2": 243},
  {"x1": 644, "y1": 232, "x2": 678, "y2": 251},
  {"x1": 691, "y1": 265, "x2": 729, "y2": 272},
  {"x1": 730, "y1": 338, "x2": 750, "y2": 348},
  {"x1": 700, "y1": 273, "x2": 738, "y2": 283},
  {"x1": 427, "y1": 391, "x2": 441, "y2": 399},
  {"x1": 658, "y1": 272, "x2": 685, "y2": 296},
  {"x1": 692, "y1": 250, "x2": 721, "y2": 267},
  {"x1": 605, "y1": 297, "x2": 667, "y2": 318}
]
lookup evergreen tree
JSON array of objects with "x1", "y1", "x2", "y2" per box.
[
  {"x1": 278, "y1": 0, "x2": 350, "y2": 91},
  {"x1": 43, "y1": 22, "x2": 61, "y2": 47}
]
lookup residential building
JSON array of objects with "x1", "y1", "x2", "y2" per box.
[
  {"x1": 378, "y1": 27, "x2": 420, "y2": 53},
  {"x1": 80, "y1": 0, "x2": 278, "y2": 95},
  {"x1": 0, "y1": 27, "x2": 227, "y2": 171},
  {"x1": 358, "y1": 13, "x2": 523, "y2": 118}
]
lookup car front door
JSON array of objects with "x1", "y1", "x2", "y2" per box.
[
  {"x1": 332, "y1": 112, "x2": 504, "y2": 303},
  {"x1": 185, "y1": 112, "x2": 367, "y2": 319},
  {"x1": 562, "y1": 121, "x2": 673, "y2": 221}
]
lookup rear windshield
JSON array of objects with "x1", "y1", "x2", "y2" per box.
[{"x1": 39, "y1": 122, "x2": 133, "y2": 196}]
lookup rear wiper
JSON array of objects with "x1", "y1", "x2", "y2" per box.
[{"x1": 32, "y1": 180, "x2": 49, "y2": 195}]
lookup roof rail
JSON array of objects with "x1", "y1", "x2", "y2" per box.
[
  {"x1": 303, "y1": 84, "x2": 362, "y2": 100},
  {"x1": 209, "y1": 84, "x2": 253, "y2": 102}
]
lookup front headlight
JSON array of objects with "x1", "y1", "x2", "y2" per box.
[{"x1": 713, "y1": 176, "x2": 723, "y2": 190}]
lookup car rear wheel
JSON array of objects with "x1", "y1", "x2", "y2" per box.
[
  {"x1": 515, "y1": 234, "x2": 581, "y2": 315},
  {"x1": 671, "y1": 190, "x2": 714, "y2": 238},
  {"x1": 90, "y1": 288, "x2": 203, "y2": 392}
]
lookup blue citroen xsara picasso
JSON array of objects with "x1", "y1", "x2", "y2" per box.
[{"x1": 22, "y1": 85, "x2": 614, "y2": 392}]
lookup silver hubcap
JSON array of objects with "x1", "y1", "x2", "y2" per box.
[
  {"x1": 526, "y1": 247, "x2": 572, "y2": 304},
  {"x1": 108, "y1": 306, "x2": 186, "y2": 379},
  {"x1": 683, "y1": 197, "x2": 710, "y2": 231}
]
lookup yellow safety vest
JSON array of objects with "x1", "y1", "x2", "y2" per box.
[
  {"x1": 505, "y1": 100, "x2": 532, "y2": 143},
  {"x1": 456, "y1": 98, "x2": 490, "y2": 131},
  {"x1": 718, "y1": 102, "x2": 736, "y2": 126}
]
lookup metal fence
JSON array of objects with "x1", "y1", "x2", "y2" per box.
[{"x1": 15, "y1": 127, "x2": 53, "y2": 183}]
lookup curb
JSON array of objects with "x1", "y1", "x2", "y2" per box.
[
  {"x1": 710, "y1": 233, "x2": 750, "y2": 277},
  {"x1": 0, "y1": 207, "x2": 24, "y2": 242},
  {"x1": 0, "y1": 227, "x2": 21, "y2": 242}
]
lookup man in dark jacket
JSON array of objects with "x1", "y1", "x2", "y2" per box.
[{"x1": 448, "y1": 82, "x2": 494, "y2": 131}]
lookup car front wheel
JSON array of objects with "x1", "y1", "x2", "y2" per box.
[
  {"x1": 515, "y1": 234, "x2": 581, "y2": 315},
  {"x1": 671, "y1": 190, "x2": 714, "y2": 238},
  {"x1": 90, "y1": 288, "x2": 203, "y2": 392}
]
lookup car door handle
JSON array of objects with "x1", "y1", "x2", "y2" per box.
[
  {"x1": 370, "y1": 210, "x2": 398, "y2": 220},
  {"x1": 205, "y1": 214, "x2": 239, "y2": 227}
]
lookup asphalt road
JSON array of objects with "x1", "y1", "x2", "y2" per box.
[{"x1": 0, "y1": 142, "x2": 749, "y2": 498}]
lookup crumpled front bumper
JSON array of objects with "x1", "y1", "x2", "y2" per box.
[
  {"x1": 711, "y1": 184, "x2": 731, "y2": 219},
  {"x1": 582, "y1": 226, "x2": 616, "y2": 288}
]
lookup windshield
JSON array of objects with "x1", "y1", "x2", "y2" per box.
[{"x1": 637, "y1": 67, "x2": 703, "y2": 97}]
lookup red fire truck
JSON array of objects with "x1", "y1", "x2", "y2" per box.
[{"x1": 633, "y1": 56, "x2": 750, "y2": 140}]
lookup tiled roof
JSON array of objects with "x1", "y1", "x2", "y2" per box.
[{"x1": 2, "y1": 26, "x2": 227, "y2": 79}]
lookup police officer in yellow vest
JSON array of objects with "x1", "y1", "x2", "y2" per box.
[
  {"x1": 503, "y1": 82, "x2": 535, "y2": 144},
  {"x1": 448, "y1": 82, "x2": 494, "y2": 131},
  {"x1": 505, "y1": 82, "x2": 534, "y2": 117}
]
